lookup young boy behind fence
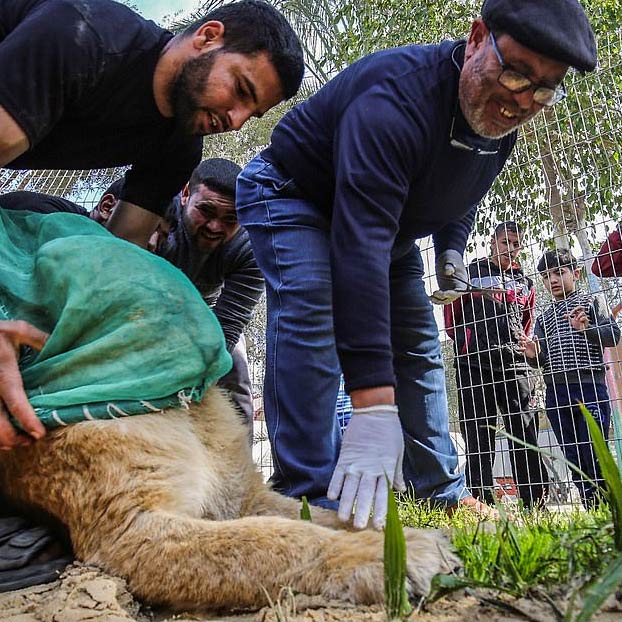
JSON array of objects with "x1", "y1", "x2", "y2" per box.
[{"x1": 519, "y1": 249, "x2": 620, "y2": 507}]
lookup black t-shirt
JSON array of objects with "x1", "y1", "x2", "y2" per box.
[{"x1": 0, "y1": 0, "x2": 202, "y2": 216}]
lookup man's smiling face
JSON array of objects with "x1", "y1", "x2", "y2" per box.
[
  {"x1": 459, "y1": 20, "x2": 568, "y2": 139},
  {"x1": 182, "y1": 183, "x2": 239, "y2": 252},
  {"x1": 171, "y1": 48, "x2": 284, "y2": 136}
]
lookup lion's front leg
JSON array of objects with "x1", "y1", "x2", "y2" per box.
[
  {"x1": 84, "y1": 511, "x2": 457, "y2": 611},
  {"x1": 295, "y1": 526, "x2": 459, "y2": 604},
  {"x1": 240, "y1": 484, "x2": 356, "y2": 530}
]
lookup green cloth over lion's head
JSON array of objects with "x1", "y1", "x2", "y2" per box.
[{"x1": 0, "y1": 208, "x2": 232, "y2": 428}]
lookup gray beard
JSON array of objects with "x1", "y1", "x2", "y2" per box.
[{"x1": 459, "y1": 97, "x2": 519, "y2": 140}]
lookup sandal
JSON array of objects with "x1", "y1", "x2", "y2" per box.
[{"x1": 0, "y1": 516, "x2": 73, "y2": 592}]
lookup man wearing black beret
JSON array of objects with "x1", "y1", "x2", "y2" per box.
[
  {"x1": 236, "y1": 0, "x2": 597, "y2": 528},
  {"x1": 482, "y1": 0, "x2": 597, "y2": 73}
]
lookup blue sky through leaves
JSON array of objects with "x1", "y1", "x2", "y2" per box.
[{"x1": 132, "y1": 0, "x2": 199, "y2": 24}]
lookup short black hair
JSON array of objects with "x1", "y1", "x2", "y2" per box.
[
  {"x1": 182, "y1": 0, "x2": 304, "y2": 99},
  {"x1": 493, "y1": 220, "x2": 522, "y2": 237},
  {"x1": 100, "y1": 178, "x2": 124, "y2": 201},
  {"x1": 537, "y1": 248, "x2": 578, "y2": 273},
  {"x1": 188, "y1": 158, "x2": 242, "y2": 197}
]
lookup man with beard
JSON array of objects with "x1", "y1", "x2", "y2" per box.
[
  {"x1": 236, "y1": 0, "x2": 597, "y2": 529},
  {"x1": 0, "y1": 0, "x2": 303, "y2": 451},
  {"x1": 151, "y1": 158, "x2": 262, "y2": 432},
  {"x1": 445, "y1": 221, "x2": 549, "y2": 508}
]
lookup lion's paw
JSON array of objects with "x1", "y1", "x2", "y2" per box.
[{"x1": 307, "y1": 527, "x2": 459, "y2": 605}]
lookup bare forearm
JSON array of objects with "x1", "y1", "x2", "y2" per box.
[
  {"x1": 350, "y1": 385, "x2": 395, "y2": 408},
  {"x1": 0, "y1": 106, "x2": 29, "y2": 166}
]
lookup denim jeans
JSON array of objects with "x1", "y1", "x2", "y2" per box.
[
  {"x1": 545, "y1": 382, "x2": 611, "y2": 506},
  {"x1": 237, "y1": 154, "x2": 467, "y2": 507}
]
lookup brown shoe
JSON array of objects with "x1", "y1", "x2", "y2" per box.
[{"x1": 446, "y1": 495, "x2": 500, "y2": 521}]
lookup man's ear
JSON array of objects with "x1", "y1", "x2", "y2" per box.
[
  {"x1": 465, "y1": 18, "x2": 488, "y2": 62},
  {"x1": 180, "y1": 182, "x2": 191, "y2": 206},
  {"x1": 192, "y1": 20, "x2": 225, "y2": 52},
  {"x1": 98, "y1": 193, "x2": 118, "y2": 222}
]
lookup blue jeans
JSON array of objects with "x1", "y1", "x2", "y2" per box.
[
  {"x1": 237, "y1": 155, "x2": 467, "y2": 508},
  {"x1": 545, "y1": 382, "x2": 611, "y2": 506}
]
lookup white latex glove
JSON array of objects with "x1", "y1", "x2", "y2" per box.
[
  {"x1": 430, "y1": 248, "x2": 469, "y2": 305},
  {"x1": 327, "y1": 405, "x2": 405, "y2": 530}
]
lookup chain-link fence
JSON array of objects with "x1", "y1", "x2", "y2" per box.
[
  {"x1": 433, "y1": 28, "x2": 622, "y2": 510},
  {"x1": 2, "y1": 28, "x2": 621, "y2": 510}
]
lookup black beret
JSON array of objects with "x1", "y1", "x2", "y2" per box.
[
  {"x1": 481, "y1": 0, "x2": 597, "y2": 72},
  {"x1": 191, "y1": 158, "x2": 242, "y2": 196}
]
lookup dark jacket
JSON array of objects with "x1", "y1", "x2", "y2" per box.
[
  {"x1": 445, "y1": 257, "x2": 535, "y2": 371},
  {"x1": 157, "y1": 197, "x2": 265, "y2": 353}
]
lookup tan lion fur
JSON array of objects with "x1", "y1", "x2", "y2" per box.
[{"x1": 0, "y1": 387, "x2": 458, "y2": 611}]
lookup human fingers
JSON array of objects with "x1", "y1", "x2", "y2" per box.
[
  {"x1": 327, "y1": 465, "x2": 346, "y2": 502},
  {"x1": 352, "y1": 473, "x2": 376, "y2": 530},
  {"x1": 0, "y1": 402, "x2": 34, "y2": 450},
  {"x1": 337, "y1": 471, "x2": 361, "y2": 524},
  {"x1": 0, "y1": 334, "x2": 45, "y2": 443},
  {"x1": 372, "y1": 476, "x2": 388, "y2": 530},
  {"x1": 0, "y1": 320, "x2": 48, "y2": 352},
  {"x1": 430, "y1": 290, "x2": 462, "y2": 305},
  {"x1": 393, "y1": 453, "x2": 406, "y2": 493}
]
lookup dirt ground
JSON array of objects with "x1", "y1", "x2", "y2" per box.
[{"x1": 1, "y1": 564, "x2": 621, "y2": 622}]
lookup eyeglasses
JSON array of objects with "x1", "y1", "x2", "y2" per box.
[{"x1": 489, "y1": 31, "x2": 566, "y2": 107}]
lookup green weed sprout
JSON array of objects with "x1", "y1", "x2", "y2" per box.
[
  {"x1": 384, "y1": 480, "x2": 412, "y2": 621},
  {"x1": 300, "y1": 495, "x2": 312, "y2": 521}
]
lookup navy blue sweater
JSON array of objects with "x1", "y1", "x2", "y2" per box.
[{"x1": 263, "y1": 41, "x2": 516, "y2": 390}]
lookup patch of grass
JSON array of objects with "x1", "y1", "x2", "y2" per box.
[
  {"x1": 400, "y1": 404, "x2": 621, "y2": 620},
  {"x1": 451, "y1": 509, "x2": 614, "y2": 596},
  {"x1": 260, "y1": 585, "x2": 297, "y2": 622}
]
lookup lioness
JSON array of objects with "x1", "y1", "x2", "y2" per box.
[{"x1": 0, "y1": 387, "x2": 457, "y2": 611}]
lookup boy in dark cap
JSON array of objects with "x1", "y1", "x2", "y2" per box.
[
  {"x1": 520, "y1": 250, "x2": 620, "y2": 507},
  {"x1": 237, "y1": 0, "x2": 597, "y2": 528}
]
